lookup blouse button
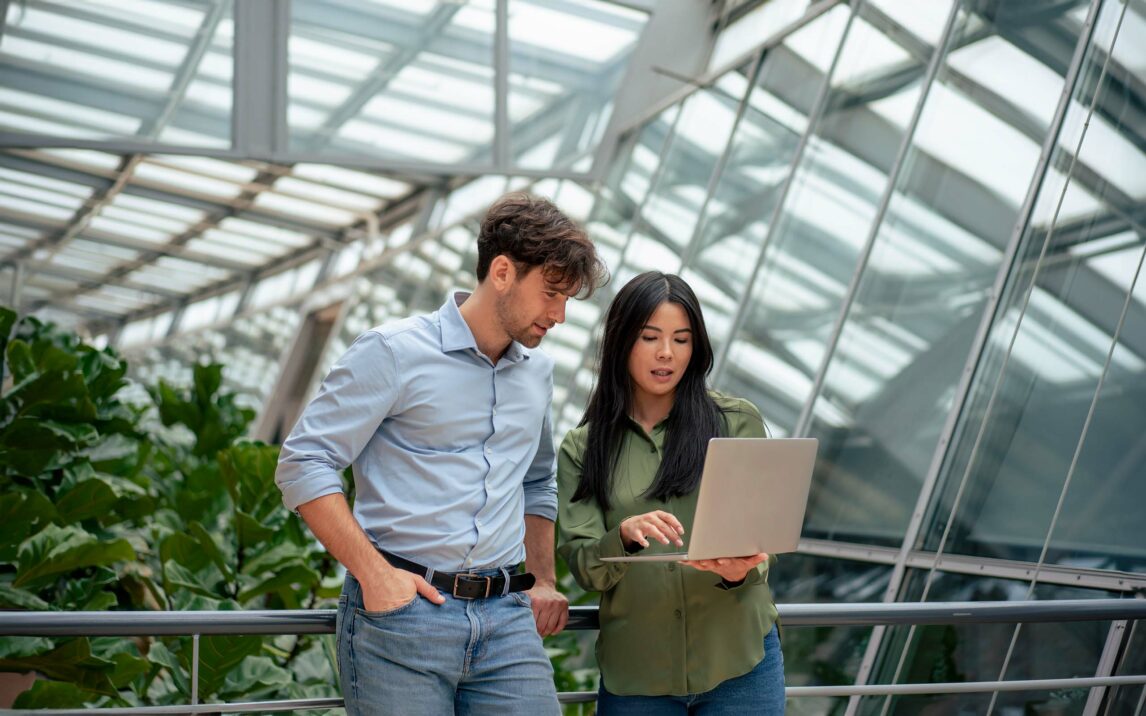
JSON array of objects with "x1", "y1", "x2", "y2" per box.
[{"x1": 674, "y1": 609, "x2": 683, "y2": 619}]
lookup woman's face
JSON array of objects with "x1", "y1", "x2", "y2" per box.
[{"x1": 627, "y1": 300, "x2": 694, "y2": 402}]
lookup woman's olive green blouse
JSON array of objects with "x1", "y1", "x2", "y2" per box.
[{"x1": 556, "y1": 392, "x2": 779, "y2": 697}]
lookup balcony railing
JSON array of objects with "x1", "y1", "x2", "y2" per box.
[{"x1": 2, "y1": 599, "x2": 1145, "y2": 714}]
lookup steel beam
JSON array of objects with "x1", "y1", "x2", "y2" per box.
[{"x1": 233, "y1": 0, "x2": 289, "y2": 156}]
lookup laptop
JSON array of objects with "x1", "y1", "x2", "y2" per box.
[{"x1": 600, "y1": 437, "x2": 817, "y2": 562}]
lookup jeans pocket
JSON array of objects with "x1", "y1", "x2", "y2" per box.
[
  {"x1": 357, "y1": 594, "x2": 419, "y2": 620},
  {"x1": 510, "y1": 591, "x2": 532, "y2": 608}
]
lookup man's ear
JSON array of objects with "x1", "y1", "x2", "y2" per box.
[{"x1": 487, "y1": 255, "x2": 516, "y2": 292}]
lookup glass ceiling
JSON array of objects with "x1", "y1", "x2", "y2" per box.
[{"x1": 0, "y1": 0, "x2": 649, "y2": 332}]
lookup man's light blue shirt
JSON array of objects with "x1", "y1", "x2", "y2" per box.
[{"x1": 275, "y1": 292, "x2": 558, "y2": 572}]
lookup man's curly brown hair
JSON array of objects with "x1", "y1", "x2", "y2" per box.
[{"x1": 477, "y1": 193, "x2": 609, "y2": 298}]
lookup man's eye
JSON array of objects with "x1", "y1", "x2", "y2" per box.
[{"x1": 545, "y1": 291, "x2": 558, "y2": 298}]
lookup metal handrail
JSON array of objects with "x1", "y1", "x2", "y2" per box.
[
  {"x1": 4, "y1": 598, "x2": 1146, "y2": 636},
  {"x1": 1, "y1": 599, "x2": 1144, "y2": 714}
]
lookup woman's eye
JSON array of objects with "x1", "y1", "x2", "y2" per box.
[
  {"x1": 674, "y1": 338, "x2": 689, "y2": 345},
  {"x1": 640, "y1": 335, "x2": 657, "y2": 342}
]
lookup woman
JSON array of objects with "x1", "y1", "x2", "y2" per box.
[{"x1": 557, "y1": 271, "x2": 784, "y2": 715}]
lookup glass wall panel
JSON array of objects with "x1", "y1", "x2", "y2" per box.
[
  {"x1": 861, "y1": 570, "x2": 1117, "y2": 716},
  {"x1": 800, "y1": 1, "x2": 1088, "y2": 545},
  {"x1": 508, "y1": 0, "x2": 646, "y2": 171},
  {"x1": 625, "y1": 66, "x2": 751, "y2": 278},
  {"x1": 924, "y1": 0, "x2": 1146, "y2": 569},
  {"x1": 683, "y1": 8, "x2": 851, "y2": 366},
  {"x1": 552, "y1": 107, "x2": 680, "y2": 433},
  {"x1": 770, "y1": 554, "x2": 891, "y2": 715},
  {"x1": 715, "y1": 3, "x2": 949, "y2": 439},
  {"x1": 1109, "y1": 619, "x2": 1146, "y2": 714},
  {"x1": 0, "y1": 0, "x2": 233, "y2": 147}
]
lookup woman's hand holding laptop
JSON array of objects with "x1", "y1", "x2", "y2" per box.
[{"x1": 682, "y1": 553, "x2": 769, "y2": 583}]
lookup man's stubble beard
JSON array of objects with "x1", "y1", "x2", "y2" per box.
[{"x1": 495, "y1": 287, "x2": 543, "y2": 348}]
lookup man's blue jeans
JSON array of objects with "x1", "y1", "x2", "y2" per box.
[
  {"x1": 596, "y1": 625, "x2": 786, "y2": 715},
  {"x1": 336, "y1": 573, "x2": 560, "y2": 715}
]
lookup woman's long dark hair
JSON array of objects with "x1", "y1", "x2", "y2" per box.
[{"x1": 573, "y1": 271, "x2": 725, "y2": 512}]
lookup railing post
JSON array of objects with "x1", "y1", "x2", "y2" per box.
[{"x1": 191, "y1": 633, "x2": 200, "y2": 706}]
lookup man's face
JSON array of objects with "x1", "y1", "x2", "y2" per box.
[{"x1": 495, "y1": 265, "x2": 571, "y2": 348}]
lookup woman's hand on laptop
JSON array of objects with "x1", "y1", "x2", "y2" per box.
[
  {"x1": 620, "y1": 510, "x2": 685, "y2": 551},
  {"x1": 682, "y1": 553, "x2": 768, "y2": 582}
]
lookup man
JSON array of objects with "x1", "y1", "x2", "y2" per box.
[{"x1": 275, "y1": 193, "x2": 607, "y2": 715}]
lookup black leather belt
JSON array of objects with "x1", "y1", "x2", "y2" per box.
[{"x1": 380, "y1": 550, "x2": 535, "y2": 600}]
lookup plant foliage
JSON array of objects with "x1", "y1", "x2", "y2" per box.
[{"x1": 0, "y1": 308, "x2": 341, "y2": 709}]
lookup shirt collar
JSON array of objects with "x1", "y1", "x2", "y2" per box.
[{"x1": 439, "y1": 290, "x2": 529, "y2": 364}]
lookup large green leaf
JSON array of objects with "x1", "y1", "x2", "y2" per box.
[
  {"x1": 0, "y1": 583, "x2": 51, "y2": 610},
  {"x1": 162, "y1": 561, "x2": 222, "y2": 598},
  {"x1": 239, "y1": 541, "x2": 310, "y2": 577},
  {"x1": 0, "y1": 418, "x2": 98, "y2": 450},
  {"x1": 235, "y1": 510, "x2": 276, "y2": 549},
  {"x1": 0, "y1": 490, "x2": 55, "y2": 561},
  {"x1": 14, "y1": 524, "x2": 135, "y2": 590},
  {"x1": 188, "y1": 521, "x2": 234, "y2": 583},
  {"x1": 220, "y1": 655, "x2": 292, "y2": 698},
  {"x1": 219, "y1": 443, "x2": 282, "y2": 521},
  {"x1": 0, "y1": 414, "x2": 100, "y2": 478},
  {"x1": 0, "y1": 638, "x2": 116, "y2": 696},
  {"x1": 193, "y1": 363, "x2": 223, "y2": 409},
  {"x1": 192, "y1": 635, "x2": 263, "y2": 699},
  {"x1": 108, "y1": 651, "x2": 151, "y2": 689},
  {"x1": 154, "y1": 380, "x2": 202, "y2": 430},
  {"x1": 0, "y1": 636, "x2": 54, "y2": 659},
  {"x1": 237, "y1": 564, "x2": 321, "y2": 606},
  {"x1": 145, "y1": 641, "x2": 189, "y2": 695},
  {"x1": 79, "y1": 348, "x2": 127, "y2": 401},
  {"x1": 6, "y1": 338, "x2": 35, "y2": 382},
  {"x1": 160, "y1": 532, "x2": 214, "y2": 574},
  {"x1": 55, "y1": 477, "x2": 119, "y2": 524},
  {"x1": 11, "y1": 680, "x2": 96, "y2": 709}
]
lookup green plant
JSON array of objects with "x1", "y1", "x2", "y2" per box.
[{"x1": 0, "y1": 308, "x2": 341, "y2": 709}]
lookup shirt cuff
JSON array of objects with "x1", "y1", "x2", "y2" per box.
[
  {"x1": 714, "y1": 564, "x2": 766, "y2": 590},
  {"x1": 596, "y1": 524, "x2": 631, "y2": 561}
]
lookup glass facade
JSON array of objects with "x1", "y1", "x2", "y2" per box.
[{"x1": 5, "y1": 0, "x2": 1144, "y2": 712}]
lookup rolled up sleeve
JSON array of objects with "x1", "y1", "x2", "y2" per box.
[
  {"x1": 275, "y1": 330, "x2": 399, "y2": 511},
  {"x1": 522, "y1": 396, "x2": 558, "y2": 521}
]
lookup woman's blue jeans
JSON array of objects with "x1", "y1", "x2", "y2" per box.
[
  {"x1": 596, "y1": 625, "x2": 786, "y2": 715},
  {"x1": 336, "y1": 573, "x2": 560, "y2": 715}
]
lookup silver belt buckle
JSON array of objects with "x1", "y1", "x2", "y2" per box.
[{"x1": 452, "y1": 573, "x2": 491, "y2": 599}]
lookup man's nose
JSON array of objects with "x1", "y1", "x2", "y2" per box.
[{"x1": 551, "y1": 297, "x2": 567, "y2": 324}]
